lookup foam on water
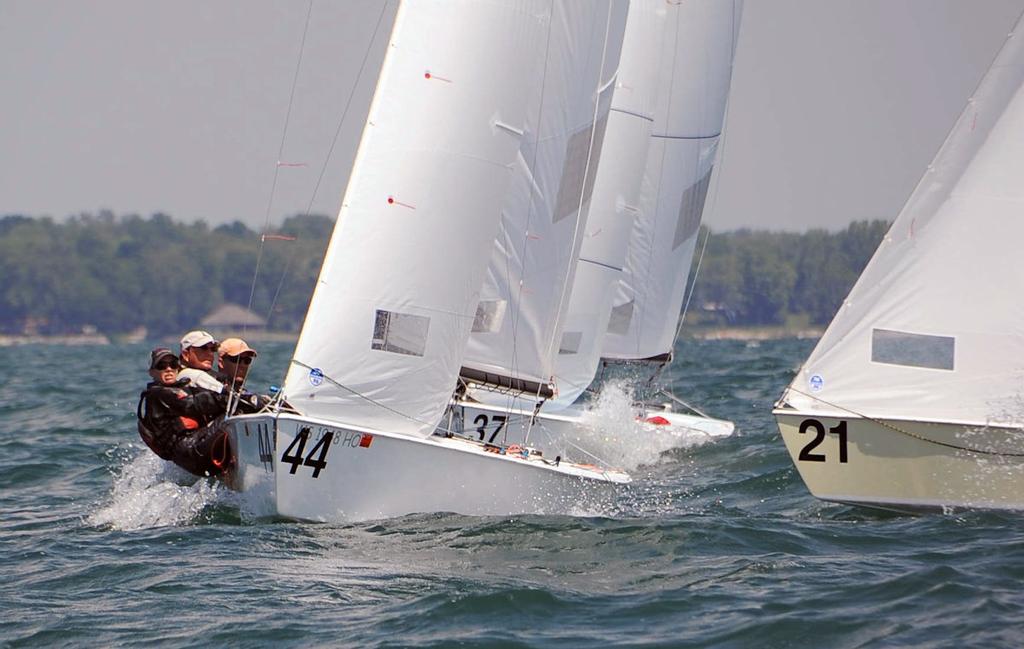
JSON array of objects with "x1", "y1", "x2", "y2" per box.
[
  {"x1": 572, "y1": 380, "x2": 726, "y2": 471},
  {"x1": 88, "y1": 447, "x2": 227, "y2": 530}
]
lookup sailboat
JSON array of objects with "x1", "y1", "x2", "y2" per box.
[
  {"x1": 773, "y1": 12, "x2": 1024, "y2": 512},
  {"x1": 225, "y1": 1, "x2": 631, "y2": 522},
  {"x1": 453, "y1": 0, "x2": 741, "y2": 463}
]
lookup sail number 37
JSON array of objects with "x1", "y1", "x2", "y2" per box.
[{"x1": 797, "y1": 419, "x2": 848, "y2": 463}]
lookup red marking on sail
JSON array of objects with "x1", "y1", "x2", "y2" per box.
[
  {"x1": 387, "y1": 196, "x2": 416, "y2": 209},
  {"x1": 526, "y1": 232, "x2": 540, "y2": 240},
  {"x1": 424, "y1": 70, "x2": 452, "y2": 83},
  {"x1": 276, "y1": 161, "x2": 308, "y2": 168},
  {"x1": 359, "y1": 434, "x2": 374, "y2": 448}
]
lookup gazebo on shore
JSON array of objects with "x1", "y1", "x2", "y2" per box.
[{"x1": 200, "y1": 303, "x2": 266, "y2": 335}]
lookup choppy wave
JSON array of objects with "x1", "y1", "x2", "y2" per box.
[
  {"x1": 2, "y1": 339, "x2": 1023, "y2": 647},
  {"x1": 87, "y1": 448, "x2": 229, "y2": 531}
]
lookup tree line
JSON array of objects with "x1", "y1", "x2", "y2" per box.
[
  {"x1": 0, "y1": 212, "x2": 889, "y2": 335},
  {"x1": 687, "y1": 219, "x2": 890, "y2": 326}
]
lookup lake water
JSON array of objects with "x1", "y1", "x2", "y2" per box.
[{"x1": 1, "y1": 338, "x2": 1021, "y2": 647}]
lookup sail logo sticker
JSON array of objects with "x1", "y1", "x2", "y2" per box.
[
  {"x1": 309, "y1": 368, "x2": 324, "y2": 387},
  {"x1": 809, "y1": 374, "x2": 824, "y2": 392}
]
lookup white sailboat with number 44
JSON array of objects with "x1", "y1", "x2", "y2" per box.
[
  {"x1": 225, "y1": 1, "x2": 631, "y2": 522},
  {"x1": 773, "y1": 11, "x2": 1024, "y2": 512}
]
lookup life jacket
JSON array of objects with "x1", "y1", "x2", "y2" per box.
[
  {"x1": 136, "y1": 389, "x2": 174, "y2": 461},
  {"x1": 136, "y1": 383, "x2": 233, "y2": 476}
]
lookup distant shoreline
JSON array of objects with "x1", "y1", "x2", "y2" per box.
[
  {"x1": 685, "y1": 326, "x2": 824, "y2": 341},
  {"x1": 0, "y1": 328, "x2": 822, "y2": 346}
]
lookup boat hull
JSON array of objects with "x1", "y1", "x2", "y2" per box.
[
  {"x1": 227, "y1": 413, "x2": 629, "y2": 522},
  {"x1": 775, "y1": 410, "x2": 1024, "y2": 512},
  {"x1": 452, "y1": 400, "x2": 734, "y2": 462}
]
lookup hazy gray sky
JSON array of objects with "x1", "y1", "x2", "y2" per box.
[{"x1": 2, "y1": 1, "x2": 1022, "y2": 232}]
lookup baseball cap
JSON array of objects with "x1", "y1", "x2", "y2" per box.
[
  {"x1": 220, "y1": 337, "x2": 257, "y2": 358},
  {"x1": 149, "y1": 347, "x2": 178, "y2": 369},
  {"x1": 180, "y1": 330, "x2": 218, "y2": 352}
]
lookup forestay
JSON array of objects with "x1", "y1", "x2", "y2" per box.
[
  {"x1": 282, "y1": 1, "x2": 547, "y2": 437},
  {"x1": 461, "y1": 1, "x2": 629, "y2": 403},
  {"x1": 603, "y1": 1, "x2": 741, "y2": 362},
  {"x1": 551, "y1": 0, "x2": 669, "y2": 406},
  {"x1": 781, "y1": 19, "x2": 1024, "y2": 427}
]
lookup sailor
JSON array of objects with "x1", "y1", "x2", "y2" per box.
[
  {"x1": 177, "y1": 330, "x2": 224, "y2": 394},
  {"x1": 217, "y1": 337, "x2": 269, "y2": 414},
  {"x1": 137, "y1": 347, "x2": 231, "y2": 476}
]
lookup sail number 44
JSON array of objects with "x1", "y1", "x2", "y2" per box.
[
  {"x1": 281, "y1": 427, "x2": 333, "y2": 478},
  {"x1": 797, "y1": 419, "x2": 848, "y2": 463}
]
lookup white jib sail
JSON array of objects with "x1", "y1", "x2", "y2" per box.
[
  {"x1": 781, "y1": 15, "x2": 1024, "y2": 427},
  {"x1": 282, "y1": 1, "x2": 548, "y2": 438},
  {"x1": 603, "y1": 0, "x2": 741, "y2": 362},
  {"x1": 461, "y1": 1, "x2": 629, "y2": 402},
  {"x1": 551, "y1": 0, "x2": 669, "y2": 406}
]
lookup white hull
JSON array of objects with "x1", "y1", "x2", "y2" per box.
[
  {"x1": 451, "y1": 399, "x2": 734, "y2": 465},
  {"x1": 774, "y1": 410, "x2": 1024, "y2": 512},
  {"x1": 226, "y1": 412, "x2": 629, "y2": 522}
]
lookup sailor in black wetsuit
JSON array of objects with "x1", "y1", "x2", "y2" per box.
[{"x1": 137, "y1": 347, "x2": 231, "y2": 476}]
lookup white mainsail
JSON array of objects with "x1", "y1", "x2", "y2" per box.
[
  {"x1": 461, "y1": 1, "x2": 629, "y2": 402},
  {"x1": 281, "y1": 1, "x2": 547, "y2": 438},
  {"x1": 603, "y1": 0, "x2": 741, "y2": 362},
  {"x1": 551, "y1": 0, "x2": 669, "y2": 405},
  {"x1": 781, "y1": 17, "x2": 1024, "y2": 427}
]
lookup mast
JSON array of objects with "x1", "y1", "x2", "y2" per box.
[{"x1": 281, "y1": 1, "x2": 549, "y2": 438}]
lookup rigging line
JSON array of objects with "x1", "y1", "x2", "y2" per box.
[
  {"x1": 539, "y1": 426, "x2": 616, "y2": 471},
  {"x1": 258, "y1": 1, "x2": 392, "y2": 331},
  {"x1": 289, "y1": 359, "x2": 447, "y2": 432},
  {"x1": 245, "y1": 0, "x2": 315, "y2": 329},
  {"x1": 545, "y1": 2, "x2": 619, "y2": 371},
  {"x1": 784, "y1": 387, "x2": 1024, "y2": 458},
  {"x1": 655, "y1": 388, "x2": 711, "y2": 418},
  {"x1": 501, "y1": 0, "x2": 555, "y2": 397},
  {"x1": 664, "y1": 225, "x2": 712, "y2": 395}
]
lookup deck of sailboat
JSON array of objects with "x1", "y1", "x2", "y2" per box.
[{"x1": 227, "y1": 410, "x2": 630, "y2": 522}]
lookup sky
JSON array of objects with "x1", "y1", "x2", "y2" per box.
[{"x1": 2, "y1": 0, "x2": 1022, "y2": 232}]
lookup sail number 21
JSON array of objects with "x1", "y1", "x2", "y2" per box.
[{"x1": 797, "y1": 419, "x2": 848, "y2": 463}]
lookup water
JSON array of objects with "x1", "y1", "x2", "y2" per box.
[{"x1": 2, "y1": 339, "x2": 1023, "y2": 647}]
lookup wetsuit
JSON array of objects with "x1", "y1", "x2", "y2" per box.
[{"x1": 137, "y1": 378, "x2": 230, "y2": 477}]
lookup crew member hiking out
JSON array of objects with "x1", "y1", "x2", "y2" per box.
[
  {"x1": 177, "y1": 330, "x2": 224, "y2": 393},
  {"x1": 137, "y1": 347, "x2": 232, "y2": 476}
]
